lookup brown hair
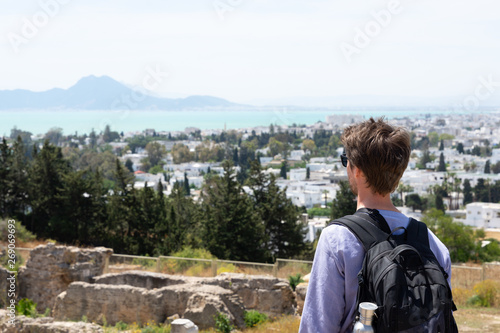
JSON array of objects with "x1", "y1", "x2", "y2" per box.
[{"x1": 341, "y1": 117, "x2": 410, "y2": 195}]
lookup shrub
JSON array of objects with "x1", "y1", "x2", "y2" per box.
[
  {"x1": 452, "y1": 287, "x2": 474, "y2": 307},
  {"x1": 0, "y1": 220, "x2": 36, "y2": 243},
  {"x1": 214, "y1": 312, "x2": 233, "y2": 333},
  {"x1": 16, "y1": 298, "x2": 37, "y2": 317},
  {"x1": 217, "y1": 262, "x2": 237, "y2": 275},
  {"x1": 131, "y1": 255, "x2": 157, "y2": 269},
  {"x1": 244, "y1": 310, "x2": 268, "y2": 328},
  {"x1": 165, "y1": 246, "x2": 214, "y2": 274},
  {"x1": 0, "y1": 249, "x2": 24, "y2": 272},
  {"x1": 288, "y1": 273, "x2": 304, "y2": 291},
  {"x1": 114, "y1": 321, "x2": 128, "y2": 330},
  {"x1": 469, "y1": 279, "x2": 500, "y2": 307}
]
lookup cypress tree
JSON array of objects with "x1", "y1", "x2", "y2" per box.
[
  {"x1": 248, "y1": 161, "x2": 307, "y2": 261},
  {"x1": 106, "y1": 159, "x2": 136, "y2": 253},
  {"x1": 125, "y1": 158, "x2": 134, "y2": 172},
  {"x1": 184, "y1": 172, "x2": 191, "y2": 196},
  {"x1": 232, "y1": 147, "x2": 239, "y2": 166},
  {"x1": 435, "y1": 194, "x2": 445, "y2": 212},
  {"x1": 484, "y1": 160, "x2": 491, "y2": 174},
  {"x1": 331, "y1": 180, "x2": 357, "y2": 219},
  {"x1": 28, "y1": 140, "x2": 72, "y2": 236},
  {"x1": 280, "y1": 161, "x2": 287, "y2": 179},
  {"x1": 437, "y1": 152, "x2": 447, "y2": 172},
  {"x1": 463, "y1": 179, "x2": 473, "y2": 205},
  {"x1": 200, "y1": 161, "x2": 266, "y2": 262}
]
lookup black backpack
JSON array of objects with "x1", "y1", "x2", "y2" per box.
[{"x1": 331, "y1": 208, "x2": 458, "y2": 333}]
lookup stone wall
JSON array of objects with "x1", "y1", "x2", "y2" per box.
[
  {"x1": 18, "y1": 243, "x2": 112, "y2": 311},
  {"x1": 14, "y1": 245, "x2": 297, "y2": 330},
  {"x1": 0, "y1": 309, "x2": 103, "y2": 333},
  {"x1": 0, "y1": 266, "x2": 13, "y2": 307},
  {"x1": 94, "y1": 271, "x2": 296, "y2": 317},
  {"x1": 53, "y1": 281, "x2": 245, "y2": 329}
]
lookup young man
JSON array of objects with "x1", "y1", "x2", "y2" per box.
[{"x1": 299, "y1": 118, "x2": 452, "y2": 333}]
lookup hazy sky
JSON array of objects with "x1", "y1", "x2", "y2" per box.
[{"x1": 0, "y1": 0, "x2": 499, "y2": 104}]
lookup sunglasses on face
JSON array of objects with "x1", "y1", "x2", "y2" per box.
[{"x1": 341, "y1": 152, "x2": 348, "y2": 167}]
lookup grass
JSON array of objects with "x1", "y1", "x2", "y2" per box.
[
  {"x1": 199, "y1": 315, "x2": 301, "y2": 333},
  {"x1": 454, "y1": 307, "x2": 500, "y2": 332}
]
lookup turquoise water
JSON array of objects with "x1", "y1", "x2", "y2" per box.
[{"x1": 1, "y1": 109, "x2": 432, "y2": 136}]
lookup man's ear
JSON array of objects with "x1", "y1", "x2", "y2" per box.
[{"x1": 353, "y1": 166, "x2": 364, "y2": 179}]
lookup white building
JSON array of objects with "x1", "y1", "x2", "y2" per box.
[
  {"x1": 304, "y1": 216, "x2": 330, "y2": 242},
  {"x1": 289, "y1": 150, "x2": 305, "y2": 161},
  {"x1": 465, "y1": 202, "x2": 500, "y2": 228},
  {"x1": 290, "y1": 168, "x2": 307, "y2": 181},
  {"x1": 491, "y1": 149, "x2": 500, "y2": 165}
]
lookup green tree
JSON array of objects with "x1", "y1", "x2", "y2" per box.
[
  {"x1": 472, "y1": 146, "x2": 481, "y2": 156},
  {"x1": 53, "y1": 169, "x2": 106, "y2": 244},
  {"x1": 439, "y1": 139, "x2": 444, "y2": 151},
  {"x1": 145, "y1": 141, "x2": 166, "y2": 167},
  {"x1": 183, "y1": 172, "x2": 191, "y2": 196},
  {"x1": 248, "y1": 161, "x2": 307, "y2": 261},
  {"x1": 484, "y1": 160, "x2": 491, "y2": 174},
  {"x1": 232, "y1": 147, "x2": 239, "y2": 166},
  {"x1": 2, "y1": 136, "x2": 30, "y2": 219},
  {"x1": 102, "y1": 125, "x2": 120, "y2": 143},
  {"x1": 418, "y1": 150, "x2": 432, "y2": 169},
  {"x1": 435, "y1": 194, "x2": 445, "y2": 212},
  {"x1": 28, "y1": 141, "x2": 72, "y2": 236},
  {"x1": 405, "y1": 193, "x2": 423, "y2": 212},
  {"x1": 456, "y1": 142, "x2": 464, "y2": 154},
  {"x1": 397, "y1": 183, "x2": 413, "y2": 204},
  {"x1": 168, "y1": 182, "x2": 200, "y2": 252},
  {"x1": 0, "y1": 138, "x2": 12, "y2": 218},
  {"x1": 171, "y1": 143, "x2": 193, "y2": 164},
  {"x1": 199, "y1": 161, "x2": 266, "y2": 262},
  {"x1": 492, "y1": 161, "x2": 500, "y2": 174},
  {"x1": 306, "y1": 167, "x2": 310, "y2": 180},
  {"x1": 331, "y1": 181, "x2": 357, "y2": 219},
  {"x1": 474, "y1": 178, "x2": 488, "y2": 202},
  {"x1": 106, "y1": 159, "x2": 136, "y2": 252},
  {"x1": 44, "y1": 127, "x2": 63, "y2": 146},
  {"x1": 463, "y1": 179, "x2": 473, "y2": 206},
  {"x1": 437, "y1": 152, "x2": 447, "y2": 172},
  {"x1": 280, "y1": 161, "x2": 288, "y2": 179},
  {"x1": 428, "y1": 132, "x2": 439, "y2": 147},
  {"x1": 125, "y1": 158, "x2": 134, "y2": 172},
  {"x1": 422, "y1": 209, "x2": 476, "y2": 262},
  {"x1": 302, "y1": 139, "x2": 316, "y2": 153}
]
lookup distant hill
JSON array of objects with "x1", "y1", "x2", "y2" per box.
[{"x1": 0, "y1": 75, "x2": 241, "y2": 110}]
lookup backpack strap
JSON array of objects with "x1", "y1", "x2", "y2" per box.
[
  {"x1": 405, "y1": 218, "x2": 430, "y2": 248},
  {"x1": 329, "y1": 209, "x2": 391, "y2": 252}
]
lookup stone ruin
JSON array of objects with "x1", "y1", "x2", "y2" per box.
[
  {"x1": 17, "y1": 243, "x2": 112, "y2": 311},
  {"x1": 10, "y1": 244, "x2": 296, "y2": 331}
]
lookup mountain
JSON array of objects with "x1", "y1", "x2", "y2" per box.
[{"x1": 0, "y1": 76, "x2": 241, "y2": 110}]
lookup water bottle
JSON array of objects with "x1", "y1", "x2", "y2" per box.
[{"x1": 353, "y1": 302, "x2": 377, "y2": 333}]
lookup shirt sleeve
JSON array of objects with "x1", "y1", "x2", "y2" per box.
[
  {"x1": 299, "y1": 225, "x2": 365, "y2": 333},
  {"x1": 427, "y1": 228, "x2": 452, "y2": 288}
]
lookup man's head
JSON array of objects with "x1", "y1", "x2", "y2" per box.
[{"x1": 341, "y1": 117, "x2": 410, "y2": 196}]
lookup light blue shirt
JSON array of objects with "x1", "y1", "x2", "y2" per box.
[{"x1": 299, "y1": 210, "x2": 452, "y2": 333}]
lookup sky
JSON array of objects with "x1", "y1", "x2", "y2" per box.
[{"x1": 0, "y1": 0, "x2": 499, "y2": 105}]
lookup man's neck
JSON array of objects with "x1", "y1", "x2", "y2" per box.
[{"x1": 356, "y1": 190, "x2": 400, "y2": 213}]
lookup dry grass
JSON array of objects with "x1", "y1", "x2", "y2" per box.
[
  {"x1": 454, "y1": 307, "x2": 500, "y2": 332},
  {"x1": 485, "y1": 230, "x2": 500, "y2": 242},
  {"x1": 199, "y1": 315, "x2": 301, "y2": 333}
]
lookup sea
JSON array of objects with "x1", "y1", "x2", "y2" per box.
[{"x1": 0, "y1": 109, "x2": 452, "y2": 136}]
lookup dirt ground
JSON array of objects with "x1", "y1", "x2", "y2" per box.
[{"x1": 455, "y1": 307, "x2": 500, "y2": 332}]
